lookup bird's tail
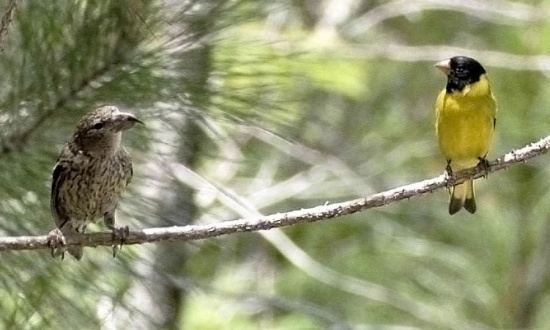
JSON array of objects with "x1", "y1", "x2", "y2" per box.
[
  {"x1": 61, "y1": 228, "x2": 84, "y2": 260},
  {"x1": 68, "y1": 246, "x2": 83, "y2": 260},
  {"x1": 449, "y1": 179, "x2": 476, "y2": 215}
]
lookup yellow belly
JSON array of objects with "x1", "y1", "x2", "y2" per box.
[{"x1": 435, "y1": 89, "x2": 496, "y2": 170}]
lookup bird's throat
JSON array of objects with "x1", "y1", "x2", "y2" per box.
[{"x1": 76, "y1": 132, "x2": 122, "y2": 157}]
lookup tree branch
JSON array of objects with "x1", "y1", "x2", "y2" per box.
[
  {"x1": 340, "y1": 43, "x2": 550, "y2": 72},
  {"x1": 1, "y1": 135, "x2": 549, "y2": 252},
  {"x1": 0, "y1": 0, "x2": 16, "y2": 48},
  {"x1": 345, "y1": 0, "x2": 544, "y2": 37},
  {"x1": 0, "y1": 59, "x2": 121, "y2": 154}
]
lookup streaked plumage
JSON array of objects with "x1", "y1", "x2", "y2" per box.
[
  {"x1": 434, "y1": 56, "x2": 497, "y2": 214},
  {"x1": 49, "y1": 106, "x2": 142, "y2": 259}
]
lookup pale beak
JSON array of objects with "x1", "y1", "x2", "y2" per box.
[
  {"x1": 435, "y1": 59, "x2": 450, "y2": 75},
  {"x1": 113, "y1": 112, "x2": 144, "y2": 131},
  {"x1": 123, "y1": 113, "x2": 144, "y2": 125}
]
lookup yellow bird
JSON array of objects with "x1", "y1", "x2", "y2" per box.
[{"x1": 434, "y1": 56, "x2": 497, "y2": 214}]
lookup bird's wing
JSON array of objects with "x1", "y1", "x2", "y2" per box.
[
  {"x1": 50, "y1": 145, "x2": 75, "y2": 228},
  {"x1": 51, "y1": 162, "x2": 68, "y2": 227}
]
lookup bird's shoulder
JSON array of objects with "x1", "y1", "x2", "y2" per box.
[
  {"x1": 51, "y1": 144, "x2": 88, "y2": 199},
  {"x1": 51, "y1": 144, "x2": 101, "y2": 195},
  {"x1": 436, "y1": 89, "x2": 495, "y2": 115},
  {"x1": 56, "y1": 143, "x2": 95, "y2": 167}
]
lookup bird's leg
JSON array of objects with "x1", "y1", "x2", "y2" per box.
[
  {"x1": 444, "y1": 160, "x2": 455, "y2": 188},
  {"x1": 47, "y1": 228, "x2": 66, "y2": 260},
  {"x1": 104, "y1": 211, "x2": 129, "y2": 258},
  {"x1": 477, "y1": 156, "x2": 490, "y2": 178}
]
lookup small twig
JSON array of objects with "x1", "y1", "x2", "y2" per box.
[
  {"x1": 0, "y1": 58, "x2": 120, "y2": 154},
  {"x1": 0, "y1": 0, "x2": 16, "y2": 48},
  {"x1": 339, "y1": 43, "x2": 550, "y2": 72},
  {"x1": 1, "y1": 135, "x2": 549, "y2": 252},
  {"x1": 345, "y1": 0, "x2": 544, "y2": 37}
]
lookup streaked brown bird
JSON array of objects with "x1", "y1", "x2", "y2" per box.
[{"x1": 48, "y1": 106, "x2": 142, "y2": 259}]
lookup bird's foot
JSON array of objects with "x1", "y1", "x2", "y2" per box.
[
  {"x1": 47, "y1": 228, "x2": 66, "y2": 260},
  {"x1": 444, "y1": 162, "x2": 455, "y2": 188},
  {"x1": 477, "y1": 157, "x2": 490, "y2": 178},
  {"x1": 111, "y1": 225, "x2": 130, "y2": 258}
]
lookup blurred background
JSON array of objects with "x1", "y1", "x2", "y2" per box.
[{"x1": 1, "y1": 0, "x2": 550, "y2": 329}]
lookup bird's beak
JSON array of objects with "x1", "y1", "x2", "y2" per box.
[
  {"x1": 113, "y1": 112, "x2": 144, "y2": 131},
  {"x1": 124, "y1": 113, "x2": 144, "y2": 125},
  {"x1": 435, "y1": 59, "x2": 450, "y2": 75}
]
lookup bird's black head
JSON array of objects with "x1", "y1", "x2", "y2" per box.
[{"x1": 436, "y1": 56, "x2": 487, "y2": 93}]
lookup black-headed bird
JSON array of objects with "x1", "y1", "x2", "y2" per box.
[
  {"x1": 434, "y1": 56, "x2": 497, "y2": 214},
  {"x1": 48, "y1": 106, "x2": 142, "y2": 259}
]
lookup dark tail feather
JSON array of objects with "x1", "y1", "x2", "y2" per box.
[
  {"x1": 63, "y1": 228, "x2": 83, "y2": 260},
  {"x1": 68, "y1": 246, "x2": 83, "y2": 260},
  {"x1": 449, "y1": 190, "x2": 463, "y2": 215},
  {"x1": 449, "y1": 180, "x2": 476, "y2": 215},
  {"x1": 463, "y1": 180, "x2": 476, "y2": 214}
]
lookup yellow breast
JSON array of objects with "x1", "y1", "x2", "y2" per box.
[{"x1": 435, "y1": 75, "x2": 497, "y2": 170}]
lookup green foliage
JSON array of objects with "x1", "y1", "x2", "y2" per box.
[{"x1": 2, "y1": 0, "x2": 550, "y2": 329}]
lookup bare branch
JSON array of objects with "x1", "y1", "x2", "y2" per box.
[
  {"x1": 0, "y1": 0, "x2": 16, "y2": 48},
  {"x1": 187, "y1": 122, "x2": 480, "y2": 327},
  {"x1": 345, "y1": 0, "x2": 545, "y2": 37},
  {"x1": 339, "y1": 43, "x2": 550, "y2": 72},
  {"x1": 1, "y1": 135, "x2": 549, "y2": 252}
]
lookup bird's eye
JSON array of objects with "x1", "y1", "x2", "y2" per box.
[{"x1": 92, "y1": 122, "x2": 104, "y2": 130}]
